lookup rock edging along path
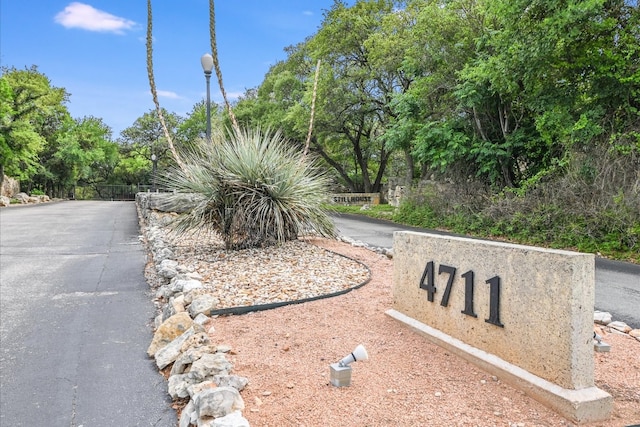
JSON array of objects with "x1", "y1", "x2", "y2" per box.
[{"x1": 136, "y1": 193, "x2": 372, "y2": 426}]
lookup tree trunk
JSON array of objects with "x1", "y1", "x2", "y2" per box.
[{"x1": 404, "y1": 148, "x2": 414, "y2": 184}]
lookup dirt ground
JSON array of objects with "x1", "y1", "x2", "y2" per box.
[{"x1": 198, "y1": 238, "x2": 640, "y2": 427}]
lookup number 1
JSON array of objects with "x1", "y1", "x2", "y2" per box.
[{"x1": 485, "y1": 276, "x2": 504, "y2": 327}]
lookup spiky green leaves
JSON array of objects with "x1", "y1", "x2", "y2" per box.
[{"x1": 162, "y1": 128, "x2": 335, "y2": 249}]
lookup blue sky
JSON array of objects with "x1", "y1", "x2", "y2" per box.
[{"x1": 1, "y1": 1, "x2": 353, "y2": 138}]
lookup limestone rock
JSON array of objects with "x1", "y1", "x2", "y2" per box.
[
  {"x1": 193, "y1": 313, "x2": 210, "y2": 325},
  {"x1": 194, "y1": 386, "x2": 245, "y2": 419},
  {"x1": 593, "y1": 311, "x2": 612, "y2": 325},
  {"x1": 172, "y1": 295, "x2": 186, "y2": 313},
  {"x1": 189, "y1": 294, "x2": 219, "y2": 317},
  {"x1": 163, "y1": 304, "x2": 176, "y2": 321},
  {"x1": 169, "y1": 278, "x2": 203, "y2": 295},
  {"x1": 155, "y1": 247, "x2": 175, "y2": 263},
  {"x1": 187, "y1": 380, "x2": 217, "y2": 399},
  {"x1": 212, "y1": 410, "x2": 250, "y2": 427},
  {"x1": 629, "y1": 329, "x2": 640, "y2": 341},
  {"x1": 168, "y1": 373, "x2": 198, "y2": 399},
  {"x1": 155, "y1": 326, "x2": 199, "y2": 369},
  {"x1": 180, "y1": 332, "x2": 211, "y2": 354},
  {"x1": 179, "y1": 400, "x2": 197, "y2": 427},
  {"x1": 170, "y1": 345, "x2": 218, "y2": 376},
  {"x1": 147, "y1": 192, "x2": 199, "y2": 213},
  {"x1": 182, "y1": 279, "x2": 204, "y2": 294},
  {"x1": 215, "y1": 345, "x2": 232, "y2": 353},
  {"x1": 608, "y1": 321, "x2": 632, "y2": 333},
  {"x1": 0, "y1": 195, "x2": 10, "y2": 207},
  {"x1": 154, "y1": 314, "x2": 163, "y2": 330},
  {"x1": 190, "y1": 353, "x2": 233, "y2": 381},
  {"x1": 158, "y1": 259, "x2": 179, "y2": 279},
  {"x1": 187, "y1": 271, "x2": 204, "y2": 281},
  {"x1": 147, "y1": 312, "x2": 194, "y2": 357},
  {"x1": 156, "y1": 284, "x2": 171, "y2": 299},
  {"x1": 214, "y1": 375, "x2": 249, "y2": 391},
  {"x1": 1, "y1": 175, "x2": 19, "y2": 197},
  {"x1": 15, "y1": 192, "x2": 29, "y2": 203}
]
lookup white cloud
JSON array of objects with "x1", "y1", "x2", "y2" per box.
[
  {"x1": 302, "y1": 10, "x2": 313, "y2": 16},
  {"x1": 54, "y1": 2, "x2": 136, "y2": 34},
  {"x1": 156, "y1": 90, "x2": 182, "y2": 99}
]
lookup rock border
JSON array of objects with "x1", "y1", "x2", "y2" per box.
[
  {"x1": 136, "y1": 193, "x2": 375, "y2": 427},
  {"x1": 0, "y1": 192, "x2": 52, "y2": 207}
]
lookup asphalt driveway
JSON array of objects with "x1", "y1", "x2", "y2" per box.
[{"x1": 0, "y1": 201, "x2": 176, "y2": 426}]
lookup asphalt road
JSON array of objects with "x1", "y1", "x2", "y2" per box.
[
  {"x1": 332, "y1": 212, "x2": 640, "y2": 329},
  {"x1": 0, "y1": 201, "x2": 176, "y2": 426}
]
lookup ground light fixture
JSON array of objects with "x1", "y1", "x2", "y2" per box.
[{"x1": 330, "y1": 344, "x2": 368, "y2": 387}]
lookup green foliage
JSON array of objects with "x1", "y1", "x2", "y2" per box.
[
  {"x1": 177, "y1": 101, "x2": 224, "y2": 148},
  {"x1": 387, "y1": 144, "x2": 639, "y2": 262},
  {"x1": 0, "y1": 66, "x2": 123, "y2": 196},
  {"x1": 0, "y1": 66, "x2": 70, "y2": 182},
  {"x1": 119, "y1": 108, "x2": 182, "y2": 164},
  {"x1": 327, "y1": 203, "x2": 396, "y2": 219},
  {"x1": 162, "y1": 128, "x2": 335, "y2": 250},
  {"x1": 115, "y1": 108, "x2": 187, "y2": 186},
  {"x1": 33, "y1": 116, "x2": 118, "y2": 196}
]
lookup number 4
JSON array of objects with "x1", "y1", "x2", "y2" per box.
[{"x1": 419, "y1": 261, "x2": 436, "y2": 302}]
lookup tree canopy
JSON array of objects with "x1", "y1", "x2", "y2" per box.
[{"x1": 233, "y1": 0, "x2": 638, "y2": 191}]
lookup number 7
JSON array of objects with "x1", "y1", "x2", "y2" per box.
[{"x1": 438, "y1": 264, "x2": 456, "y2": 307}]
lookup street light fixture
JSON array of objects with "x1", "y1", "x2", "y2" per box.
[
  {"x1": 201, "y1": 53, "x2": 214, "y2": 142},
  {"x1": 151, "y1": 153, "x2": 158, "y2": 192}
]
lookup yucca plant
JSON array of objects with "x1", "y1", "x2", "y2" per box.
[{"x1": 162, "y1": 128, "x2": 335, "y2": 249}]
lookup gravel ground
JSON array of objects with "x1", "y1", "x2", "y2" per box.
[{"x1": 145, "y1": 213, "x2": 640, "y2": 427}]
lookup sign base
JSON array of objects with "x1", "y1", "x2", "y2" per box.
[{"x1": 386, "y1": 309, "x2": 612, "y2": 424}]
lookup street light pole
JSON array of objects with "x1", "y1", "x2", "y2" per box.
[
  {"x1": 201, "y1": 53, "x2": 214, "y2": 142},
  {"x1": 151, "y1": 153, "x2": 157, "y2": 192}
]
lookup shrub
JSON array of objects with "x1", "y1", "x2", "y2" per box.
[
  {"x1": 393, "y1": 145, "x2": 639, "y2": 261},
  {"x1": 162, "y1": 128, "x2": 335, "y2": 249}
]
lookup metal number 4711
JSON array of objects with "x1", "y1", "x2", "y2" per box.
[{"x1": 419, "y1": 261, "x2": 504, "y2": 327}]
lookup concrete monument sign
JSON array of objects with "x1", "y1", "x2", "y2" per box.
[{"x1": 386, "y1": 231, "x2": 612, "y2": 423}]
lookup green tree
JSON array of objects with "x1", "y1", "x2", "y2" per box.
[
  {"x1": 177, "y1": 100, "x2": 224, "y2": 150},
  {"x1": 0, "y1": 66, "x2": 69, "y2": 186},
  {"x1": 300, "y1": 0, "x2": 407, "y2": 192},
  {"x1": 454, "y1": 0, "x2": 639, "y2": 187},
  {"x1": 380, "y1": 0, "x2": 476, "y2": 182},
  {"x1": 118, "y1": 108, "x2": 183, "y2": 182},
  {"x1": 35, "y1": 116, "x2": 118, "y2": 197}
]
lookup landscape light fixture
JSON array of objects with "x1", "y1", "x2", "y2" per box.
[
  {"x1": 330, "y1": 344, "x2": 368, "y2": 387},
  {"x1": 200, "y1": 53, "x2": 214, "y2": 142}
]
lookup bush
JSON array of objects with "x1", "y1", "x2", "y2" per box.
[
  {"x1": 162, "y1": 128, "x2": 335, "y2": 249},
  {"x1": 392, "y1": 146, "x2": 639, "y2": 261}
]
